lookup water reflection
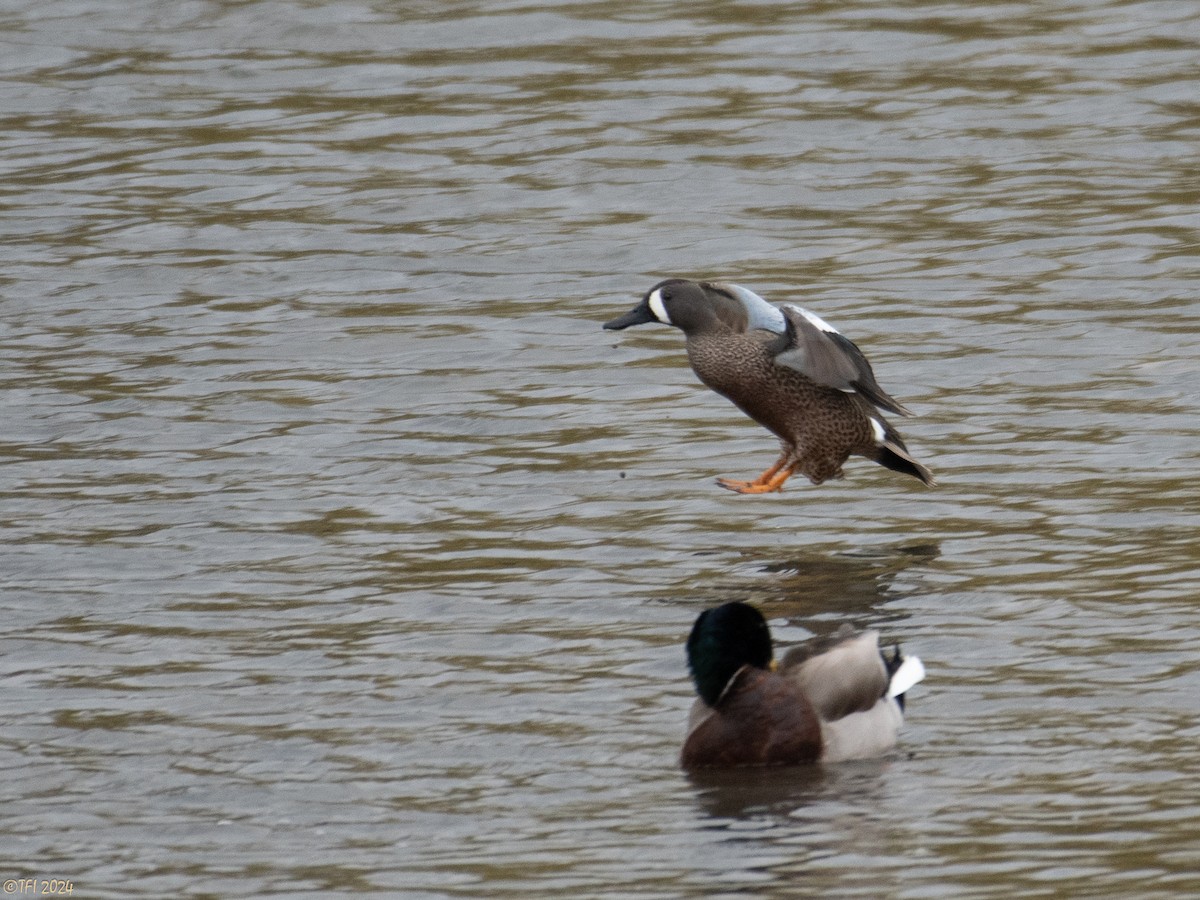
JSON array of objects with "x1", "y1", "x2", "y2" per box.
[
  {"x1": 686, "y1": 758, "x2": 896, "y2": 821},
  {"x1": 757, "y1": 543, "x2": 941, "y2": 625}
]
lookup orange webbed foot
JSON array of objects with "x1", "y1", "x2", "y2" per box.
[
  {"x1": 716, "y1": 460, "x2": 798, "y2": 494},
  {"x1": 717, "y1": 477, "x2": 785, "y2": 494}
]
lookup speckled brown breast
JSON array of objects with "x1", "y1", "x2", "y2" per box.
[{"x1": 684, "y1": 330, "x2": 879, "y2": 484}]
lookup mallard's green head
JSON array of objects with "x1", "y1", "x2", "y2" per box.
[{"x1": 686, "y1": 602, "x2": 774, "y2": 706}]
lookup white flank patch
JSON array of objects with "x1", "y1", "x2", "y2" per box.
[
  {"x1": 647, "y1": 288, "x2": 671, "y2": 324},
  {"x1": 869, "y1": 417, "x2": 887, "y2": 445},
  {"x1": 797, "y1": 307, "x2": 840, "y2": 334},
  {"x1": 887, "y1": 656, "x2": 926, "y2": 698}
]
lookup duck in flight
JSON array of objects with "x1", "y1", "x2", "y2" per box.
[{"x1": 604, "y1": 279, "x2": 934, "y2": 492}]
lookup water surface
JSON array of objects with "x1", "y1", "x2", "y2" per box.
[{"x1": 3, "y1": 1, "x2": 1199, "y2": 897}]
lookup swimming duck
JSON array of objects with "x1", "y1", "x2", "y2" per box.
[
  {"x1": 681, "y1": 602, "x2": 925, "y2": 768},
  {"x1": 604, "y1": 279, "x2": 934, "y2": 492}
]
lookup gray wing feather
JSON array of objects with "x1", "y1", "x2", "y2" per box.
[
  {"x1": 780, "y1": 631, "x2": 889, "y2": 721},
  {"x1": 774, "y1": 304, "x2": 912, "y2": 417},
  {"x1": 709, "y1": 282, "x2": 787, "y2": 333}
]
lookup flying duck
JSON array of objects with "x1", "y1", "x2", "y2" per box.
[{"x1": 604, "y1": 279, "x2": 934, "y2": 492}]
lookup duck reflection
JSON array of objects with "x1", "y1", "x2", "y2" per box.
[
  {"x1": 685, "y1": 757, "x2": 897, "y2": 820},
  {"x1": 680, "y1": 541, "x2": 939, "y2": 631}
]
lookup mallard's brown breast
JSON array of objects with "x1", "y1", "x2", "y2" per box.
[{"x1": 681, "y1": 667, "x2": 822, "y2": 768}]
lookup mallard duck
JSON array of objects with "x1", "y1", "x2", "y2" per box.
[
  {"x1": 681, "y1": 602, "x2": 925, "y2": 768},
  {"x1": 604, "y1": 279, "x2": 934, "y2": 492}
]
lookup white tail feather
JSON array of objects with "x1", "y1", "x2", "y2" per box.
[{"x1": 887, "y1": 656, "x2": 926, "y2": 698}]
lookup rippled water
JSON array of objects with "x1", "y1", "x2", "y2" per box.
[{"x1": 3, "y1": 0, "x2": 1199, "y2": 897}]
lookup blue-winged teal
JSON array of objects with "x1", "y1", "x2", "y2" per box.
[
  {"x1": 681, "y1": 602, "x2": 925, "y2": 768},
  {"x1": 604, "y1": 279, "x2": 934, "y2": 492}
]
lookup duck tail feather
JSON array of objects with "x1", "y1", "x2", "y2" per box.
[
  {"x1": 876, "y1": 441, "x2": 936, "y2": 486},
  {"x1": 887, "y1": 656, "x2": 926, "y2": 701}
]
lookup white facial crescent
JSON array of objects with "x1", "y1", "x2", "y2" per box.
[{"x1": 647, "y1": 288, "x2": 671, "y2": 324}]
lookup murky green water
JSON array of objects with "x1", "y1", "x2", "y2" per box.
[{"x1": 3, "y1": 0, "x2": 1199, "y2": 897}]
